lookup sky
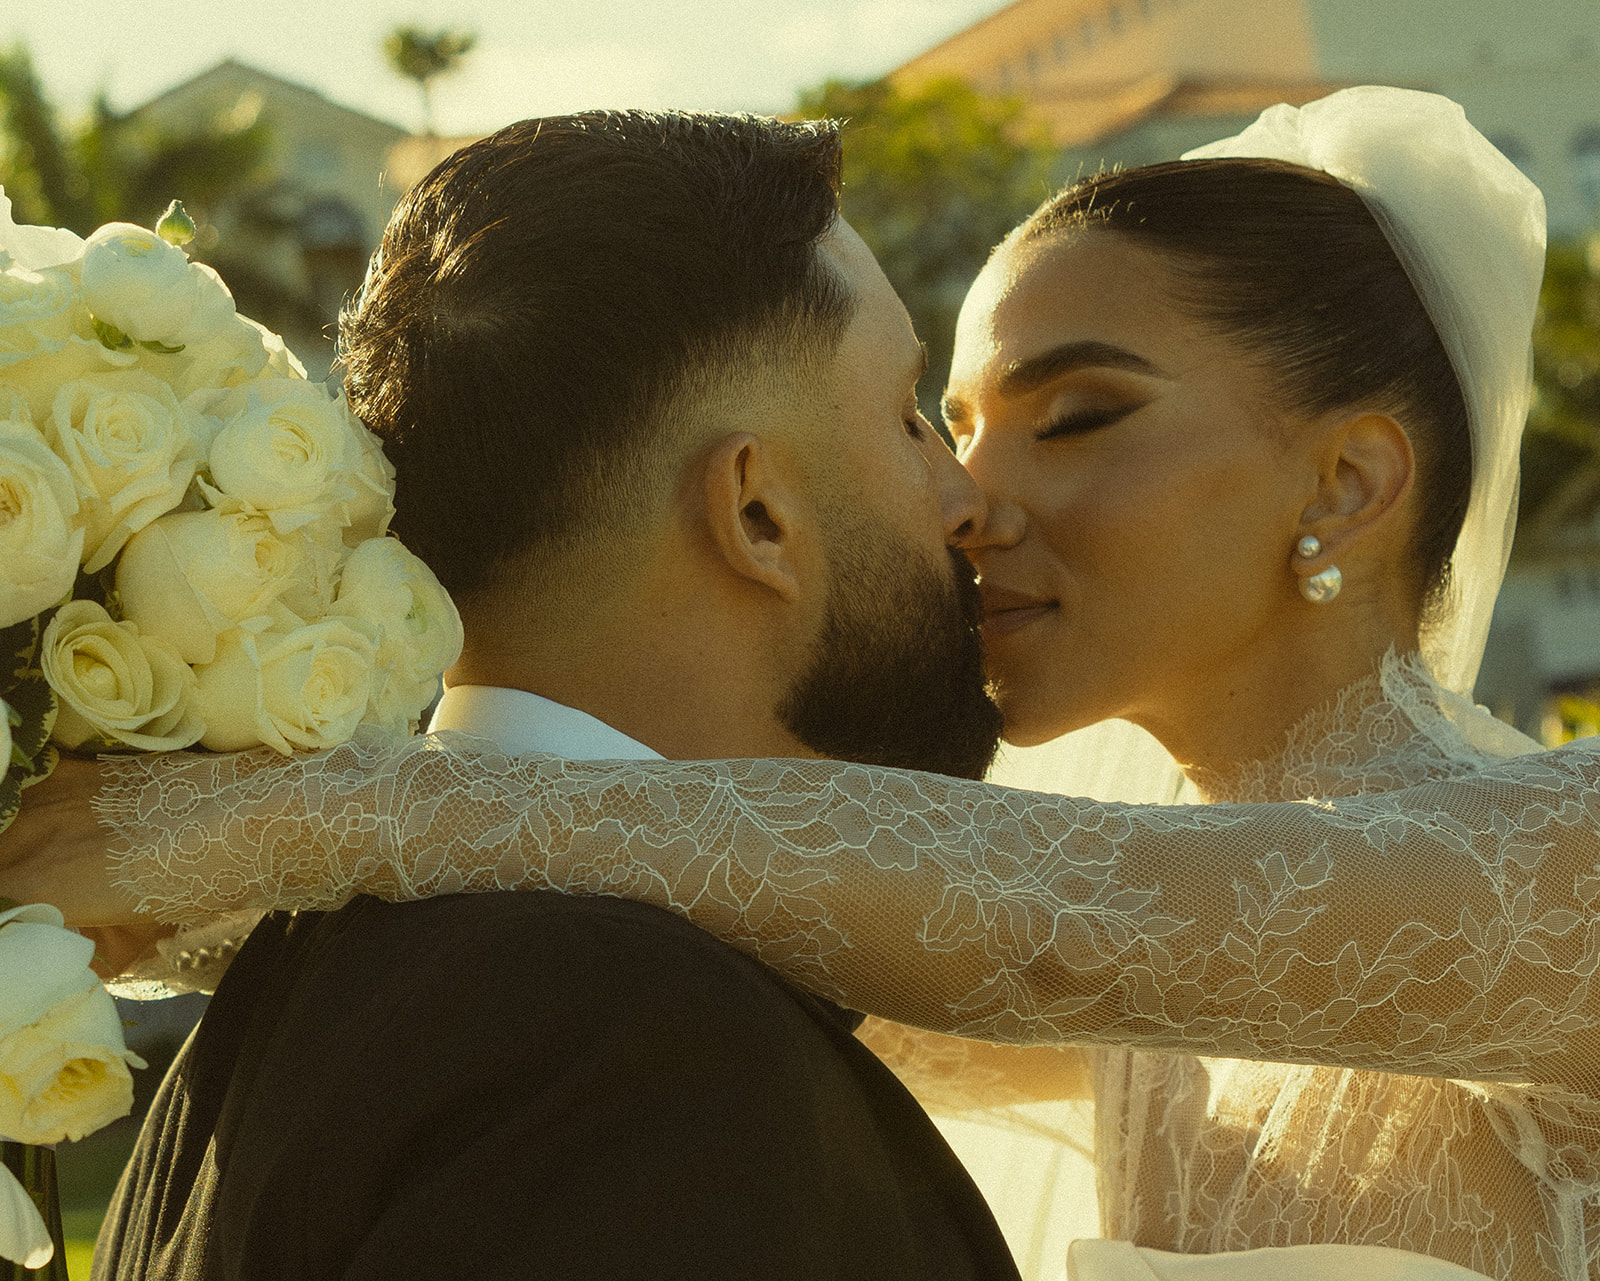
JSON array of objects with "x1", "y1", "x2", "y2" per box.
[{"x1": 7, "y1": 0, "x2": 1004, "y2": 135}]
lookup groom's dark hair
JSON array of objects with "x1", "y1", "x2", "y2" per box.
[{"x1": 339, "y1": 111, "x2": 852, "y2": 600}]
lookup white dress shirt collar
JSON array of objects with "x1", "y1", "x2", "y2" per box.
[{"x1": 427, "y1": 685, "x2": 662, "y2": 760}]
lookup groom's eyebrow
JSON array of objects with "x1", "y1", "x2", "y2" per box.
[{"x1": 998, "y1": 341, "x2": 1163, "y2": 395}]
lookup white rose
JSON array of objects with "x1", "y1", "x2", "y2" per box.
[
  {"x1": 0, "y1": 333, "x2": 138, "y2": 427},
  {"x1": 80, "y1": 223, "x2": 208, "y2": 345},
  {"x1": 0, "y1": 262, "x2": 77, "y2": 370},
  {"x1": 0, "y1": 899, "x2": 132, "y2": 1269},
  {"x1": 0, "y1": 420, "x2": 83, "y2": 629},
  {"x1": 206, "y1": 380, "x2": 360, "y2": 528},
  {"x1": 46, "y1": 370, "x2": 203, "y2": 572},
  {"x1": 116, "y1": 509, "x2": 306, "y2": 665},
  {"x1": 0, "y1": 985, "x2": 141, "y2": 1145},
  {"x1": 0, "y1": 1160, "x2": 51, "y2": 1269},
  {"x1": 0, "y1": 190, "x2": 84, "y2": 272},
  {"x1": 335, "y1": 536, "x2": 463, "y2": 686},
  {"x1": 40, "y1": 599, "x2": 205, "y2": 751},
  {"x1": 0, "y1": 903, "x2": 144, "y2": 1146},
  {"x1": 196, "y1": 619, "x2": 375, "y2": 755}
]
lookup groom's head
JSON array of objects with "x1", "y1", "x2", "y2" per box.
[{"x1": 341, "y1": 111, "x2": 1001, "y2": 778}]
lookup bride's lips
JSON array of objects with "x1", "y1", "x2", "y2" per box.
[{"x1": 979, "y1": 585, "x2": 1058, "y2": 638}]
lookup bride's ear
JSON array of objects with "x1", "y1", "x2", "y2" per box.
[
  {"x1": 1295, "y1": 410, "x2": 1416, "y2": 560},
  {"x1": 700, "y1": 432, "x2": 806, "y2": 603}
]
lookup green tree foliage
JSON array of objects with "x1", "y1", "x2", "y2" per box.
[
  {"x1": 795, "y1": 77, "x2": 1056, "y2": 422},
  {"x1": 0, "y1": 44, "x2": 331, "y2": 349},
  {"x1": 0, "y1": 44, "x2": 271, "y2": 237},
  {"x1": 383, "y1": 26, "x2": 476, "y2": 136},
  {"x1": 1521, "y1": 239, "x2": 1600, "y2": 540}
]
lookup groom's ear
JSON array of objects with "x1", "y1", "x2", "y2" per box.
[{"x1": 701, "y1": 433, "x2": 807, "y2": 603}]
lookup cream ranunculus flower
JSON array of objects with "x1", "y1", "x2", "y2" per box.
[
  {"x1": 45, "y1": 370, "x2": 204, "y2": 572},
  {"x1": 335, "y1": 535, "x2": 463, "y2": 687},
  {"x1": 0, "y1": 420, "x2": 83, "y2": 630},
  {"x1": 0, "y1": 189, "x2": 84, "y2": 273},
  {"x1": 340, "y1": 421, "x2": 396, "y2": 547},
  {"x1": 80, "y1": 223, "x2": 211, "y2": 345},
  {"x1": 196, "y1": 619, "x2": 376, "y2": 755},
  {"x1": 205, "y1": 380, "x2": 362, "y2": 530},
  {"x1": 116, "y1": 508, "x2": 306, "y2": 665},
  {"x1": 40, "y1": 600, "x2": 205, "y2": 751}
]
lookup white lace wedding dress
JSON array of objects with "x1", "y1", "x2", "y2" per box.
[{"x1": 94, "y1": 653, "x2": 1600, "y2": 1280}]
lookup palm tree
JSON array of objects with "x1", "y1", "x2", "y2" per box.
[{"x1": 383, "y1": 26, "x2": 476, "y2": 136}]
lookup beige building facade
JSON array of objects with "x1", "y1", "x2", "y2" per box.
[{"x1": 895, "y1": 0, "x2": 1600, "y2": 233}]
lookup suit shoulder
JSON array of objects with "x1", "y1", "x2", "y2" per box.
[{"x1": 297, "y1": 892, "x2": 806, "y2": 1027}]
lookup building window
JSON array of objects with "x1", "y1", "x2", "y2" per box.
[
  {"x1": 1572, "y1": 128, "x2": 1600, "y2": 213},
  {"x1": 1079, "y1": 15, "x2": 1097, "y2": 48},
  {"x1": 1054, "y1": 31, "x2": 1071, "y2": 61},
  {"x1": 997, "y1": 64, "x2": 1015, "y2": 93},
  {"x1": 1137, "y1": 0, "x2": 1154, "y2": 16},
  {"x1": 1107, "y1": 3, "x2": 1126, "y2": 33},
  {"x1": 1026, "y1": 46, "x2": 1042, "y2": 76}
]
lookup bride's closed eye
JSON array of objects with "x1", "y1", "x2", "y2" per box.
[{"x1": 1035, "y1": 402, "x2": 1140, "y2": 441}]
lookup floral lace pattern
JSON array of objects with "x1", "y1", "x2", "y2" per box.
[{"x1": 95, "y1": 654, "x2": 1600, "y2": 1278}]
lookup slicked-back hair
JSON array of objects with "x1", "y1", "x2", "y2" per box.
[
  {"x1": 339, "y1": 111, "x2": 853, "y2": 600},
  {"x1": 1022, "y1": 159, "x2": 1472, "y2": 611}
]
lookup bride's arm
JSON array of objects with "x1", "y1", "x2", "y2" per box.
[{"x1": 88, "y1": 727, "x2": 1600, "y2": 1092}]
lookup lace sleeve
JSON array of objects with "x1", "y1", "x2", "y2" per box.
[{"x1": 96, "y1": 727, "x2": 1600, "y2": 1091}]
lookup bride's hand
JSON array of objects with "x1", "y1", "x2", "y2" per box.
[{"x1": 1, "y1": 757, "x2": 144, "y2": 927}]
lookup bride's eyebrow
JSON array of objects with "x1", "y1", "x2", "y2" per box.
[{"x1": 998, "y1": 340, "x2": 1164, "y2": 395}]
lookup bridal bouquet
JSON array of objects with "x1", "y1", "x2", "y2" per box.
[{"x1": 0, "y1": 191, "x2": 463, "y2": 1270}]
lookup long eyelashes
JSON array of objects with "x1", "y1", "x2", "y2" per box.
[{"x1": 1035, "y1": 404, "x2": 1138, "y2": 441}]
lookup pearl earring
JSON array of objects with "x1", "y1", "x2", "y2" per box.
[
  {"x1": 1300, "y1": 566, "x2": 1343, "y2": 603},
  {"x1": 1294, "y1": 534, "x2": 1340, "y2": 603}
]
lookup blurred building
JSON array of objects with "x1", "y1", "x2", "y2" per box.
[
  {"x1": 1478, "y1": 460, "x2": 1600, "y2": 738},
  {"x1": 129, "y1": 60, "x2": 409, "y2": 377},
  {"x1": 893, "y1": 0, "x2": 1600, "y2": 235}
]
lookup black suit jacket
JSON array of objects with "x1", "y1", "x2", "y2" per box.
[{"x1": 95, "y1": 892, "x2": 1022, "y2": 1280}]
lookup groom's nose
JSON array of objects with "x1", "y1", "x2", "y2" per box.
[{"x1": 929, "y1": 431, "x2": 988, "y2": 546}]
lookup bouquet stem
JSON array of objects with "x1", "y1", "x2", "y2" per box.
[{"x1": 1, "y1": 1144, "x2": 67, "y2": 1280}]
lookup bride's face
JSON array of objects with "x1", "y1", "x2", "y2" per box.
[{"x1": 946, "y1": 231, "x2": 1319, "y2": 747}]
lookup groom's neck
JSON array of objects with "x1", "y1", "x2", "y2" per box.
[{"x1": 448, "y1": 589, "x2": 821, "y2": 764}]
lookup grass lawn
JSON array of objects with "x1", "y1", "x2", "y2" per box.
[{"x1": 53, "y1": 1120, "x2": 141, "y2": 1279}]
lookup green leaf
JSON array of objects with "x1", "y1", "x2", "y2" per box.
[
  {"x1": 0, "y1": 770, "x2": 20, "y2": 836},
  {"x1": 2, "y1": 674, "x2": 58, "y2": 768},
  {"x1": 0, "y1": 613, "x2": 41, "y2": 685},
  {"x1": 92, "y1": 316, "x2": 133, "y2": 351},
  {"x1": 137, "y1": 338, "x2": 185, "y2": 355}
]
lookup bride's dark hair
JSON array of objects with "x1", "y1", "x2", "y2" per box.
[{"x1": 1022, "y1": 158, "x2": 1473, "y2": 609}]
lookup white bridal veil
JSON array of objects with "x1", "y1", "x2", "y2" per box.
[{"x1": 992, "y1": 86, "x2": 1549, "y2": 803}]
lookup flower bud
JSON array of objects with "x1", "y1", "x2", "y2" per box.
[{"x1": 155, "y1": 200, "x2": 197, "y2": 248}]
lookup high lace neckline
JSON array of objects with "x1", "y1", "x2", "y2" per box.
[{"x1": 1186, "y1": 649, "x2": 1540, "y2": 804}]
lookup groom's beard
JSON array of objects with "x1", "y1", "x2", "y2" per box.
[{"x1": 779, "y1": 529, "x2": 1002, "y2": 781}]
